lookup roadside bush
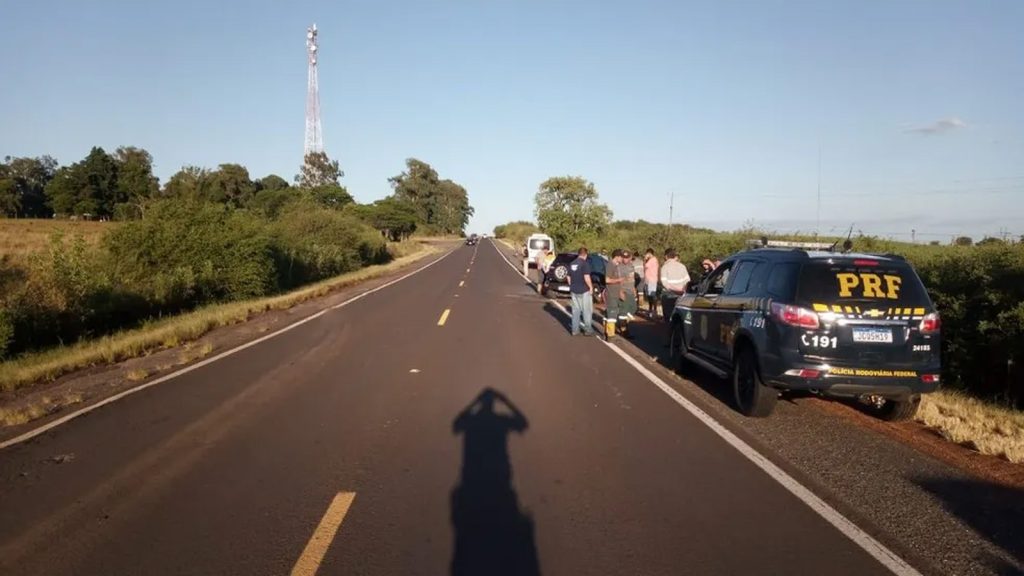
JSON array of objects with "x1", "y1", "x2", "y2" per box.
[
  {"x1": 104, "y1": 199, "x2": 277, "y2": 309},
  {"x1": 272, "y1": 201, "x2": 389, "y2": 288},
  {"x1": 0, "y1": 308, "x2": 13, "y2": 359},
  {"x1": 493, "y1": 221, "x2": 540, "y2": 248},
  {"x1": 0, "y1": 232, "x2": 122, "y2": 352},
  {"x1": 905, "y1": 244, "x2": 1024, "y2": 406}
]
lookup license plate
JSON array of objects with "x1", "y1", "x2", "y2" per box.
[
  {"x1": 852, "y1": 327, "x2": 893, "y2": 343},
  {"x1": 557, "y1": 285, "x2": 570, "y2": 292}
]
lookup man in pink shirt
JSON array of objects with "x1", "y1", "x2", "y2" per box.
[{"x1": 642, "y1": 248, "x2": 660, "y2": 316}]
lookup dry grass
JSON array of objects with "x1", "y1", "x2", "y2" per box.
[
  {"x1": 0, "y1": 392, "x2": 83, "y2": 427},
  {"x1": 125, "y1": 368, "x2": 150, "y2": 382},
  {"x1": 0, "y1": 242, "x2": 437, "y2": 393},
  {"x1": 917, "y1": 391, "x2": 1024, "y2": 463},
  {"x1": 0, "y1": 218, "x2": 113, "y2": 258},
  {"x1": 387, "y1": 239, "x2": 425, "y2": 259}
]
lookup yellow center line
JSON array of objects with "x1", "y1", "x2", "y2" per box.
[
  {"x1": 291, "y1": 492, "x2": 356, "y2": 576},
  {"x1": 438, "y1": 309, "x2": 451, "y2": 326},
  {"x1": 466, "y1": 268, "x2": 471, "y2": 273},
  {"x1": 459, "y1": 280, "x2": 465, "y2": 287}
]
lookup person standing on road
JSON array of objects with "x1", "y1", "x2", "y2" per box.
[
  {"x1": 567, "y1": 247, "x2": 595, "y2": 337},
  {"x1": 643, "y1": 248, "x2": 660, "y2": 316},
  {"x1": 659, "y1": 248, "x2": 691, "y2": 322},
  {"x1": 630, "y1": 250, "x2": 644, "y2": 308},
  {"x1": 534, "y1": 248, "x2": 549, "y2": 292},
  {"x1": 604, "y1": 249, "x2": 625, "y2": 338},
  {"x1": 618, "y1": 250, "x2": 639, "y2": 338}
]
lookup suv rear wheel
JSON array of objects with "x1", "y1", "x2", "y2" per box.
[
  {"x1": 872, "y1": 395, "x2": 921, "y2": 422},
  {"x1": 733, "y1": 347, "x2": 778, "y2": 417},
  {"x1": 668, "y1": 320, "x2": 685, "y2": 367}
]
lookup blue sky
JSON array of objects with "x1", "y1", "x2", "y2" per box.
[{"x1": 2, "y1": 0, "x2": 1022, "y2": 241}]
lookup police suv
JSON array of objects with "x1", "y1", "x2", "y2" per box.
[{"x1": 668, "y1": 240, "x2": 941, "y2": 420}]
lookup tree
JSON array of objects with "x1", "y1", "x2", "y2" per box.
[
  {"x1": 207, "y1": 163, "x2": 256, "y2": 207},
  {"x1": 44, "y1": 147, "x2": 120, "y2": 218},
  {"x1": 80, "y1": 146, "x2": 120, "y2": 216},
  {"x1": 534, "y1": 176, "x2": 612, "y2": 246},
  {"x1": 362, "y1": 197, "x2": 419, "y2": 241},
  {"x1": 0, "y1": 178, "x2": 19, "y2": 216},
  {"x1": 390, "y1": 158, "x2": 440, "y2": 224},
  {"x1": 307, "y1": 185, "x2": 353, "y2": 209},
  {"x1": 296, "y1": 152, "x2": 343, "y2": 188},
  {"x1": 45, "y1": 165, "x2": 86, "y2": 216},
  {"x1": 258, "y1": 174, "x2": 290, "y2": 192},
  {"x1": 388, "y1": 158, "x2": 473, "y2": 234},
  {"x1": 111, "y1": 146, "x2": 159, "y2": 219},
  {"x1": 249, "y1": 188, "x2": 294, "y2": 218},
  {"x1": 163, "y1": 166, "x2": 211, "y2": 200},
  {"x1": 954, "y1": 236, "x2": 974, "y2": 246},
  {"x1": 1, "y1": 155, "x2": 58, "y2": 217},
  {"x1": 46, "y1": 147, "x2": 119, "y2": 217},
  {"x1": 435, "y1": 179, "x2": 473, "y2": 235}
]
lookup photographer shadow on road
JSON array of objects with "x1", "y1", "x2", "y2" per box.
[{"x1": 450, "y1": 388, "x2": 541, "y2": 576}]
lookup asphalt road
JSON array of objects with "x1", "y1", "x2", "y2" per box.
[{"x1": 0, "y1": 241, "x2": 926, "y2": 575}]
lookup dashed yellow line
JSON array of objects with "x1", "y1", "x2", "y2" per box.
[
  {"x1": 459, "y1": 280, "x2": 465, "y2": 287},
  {"x1": 290, "y1": 492, "x2": 356, "y2": 576},
  {"x1": 438, "y1": 309, "x2": 451, "y2": 326},
  {"x1": 466, "y1": 268, "x2": 471, "y2": 273}
]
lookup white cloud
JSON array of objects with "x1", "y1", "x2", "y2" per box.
[{"x1": 903, "y1": 117, "x2": 969, "y2": 136}]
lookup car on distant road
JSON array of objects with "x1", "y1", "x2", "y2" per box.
[
  {"x1": 540, "y1": 252, "x2": 608, "y2": 301},
  {"x1": 465, "y1": 234, "x2": 479, "y2": 246},
  {"x1": 668, "y1": 241, "x2": 941, "y2": 420}
]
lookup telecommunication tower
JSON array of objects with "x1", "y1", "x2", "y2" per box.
[{"x1": 304, "y1": 24, "x2": 324, "y2": 156}]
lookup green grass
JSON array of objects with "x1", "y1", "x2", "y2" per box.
[{"x1": 0, "y1": 242, "x2": 438, "y2": 393}]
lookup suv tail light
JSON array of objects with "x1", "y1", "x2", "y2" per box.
[
  {"x1": 771, "y1": 303, "x2": 820, "y2": 329},
  {"x1": 919, "y1": 312, "x2": 941, "y2": 334}
]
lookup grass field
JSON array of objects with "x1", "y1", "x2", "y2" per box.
[{"x1": 0, "y1": 219, "x2": 114, "y2": 259}]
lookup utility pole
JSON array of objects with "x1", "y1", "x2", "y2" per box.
[
  {"x1": 668, "y1": 191, "x2": 675, "y2": 228},
  {"x1": 911, "y1": 229, "x2": 916, "y2": 244}
]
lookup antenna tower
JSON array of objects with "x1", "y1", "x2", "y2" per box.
[{"x1": 304, "y1": 24, "x2": 324, "y2": 156}]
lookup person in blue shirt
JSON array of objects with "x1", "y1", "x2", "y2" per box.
[{"x1": 567, "y1": 247, "x2": 595, "y2": 337}]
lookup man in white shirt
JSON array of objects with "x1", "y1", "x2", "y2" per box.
[{"x1": 659, "y1": 248, "x2": 691, "y2": 321}]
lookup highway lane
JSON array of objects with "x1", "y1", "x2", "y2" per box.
[{"x1": 0, "y1": 240, "x2": 916, "y2": 575}]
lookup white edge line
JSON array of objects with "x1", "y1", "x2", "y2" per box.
[
  {"x1": 490, "y1": 239, "x2": 921, "y2": 576},
  {"x1": 0, "y1": 248, "x2": 457, "y2": 451}
]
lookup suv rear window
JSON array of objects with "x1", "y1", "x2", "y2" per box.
[
  {"x1": 796, "y1": 260, "x2": 930, "y2": 306},
  {"x1": 766, "y1": 263, "x2": 800, "y2": 299},
  {"x1": 529, "y1": 239, "x2": 551, "y2": 250}
]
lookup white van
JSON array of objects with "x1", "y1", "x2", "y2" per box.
[{"x1": 524, "y1": 233, "x2": 554, "y2": 269}]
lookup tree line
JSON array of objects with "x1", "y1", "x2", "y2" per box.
[{"x1": 0, "y1": 148, "x2": 474, "y2": 238}]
